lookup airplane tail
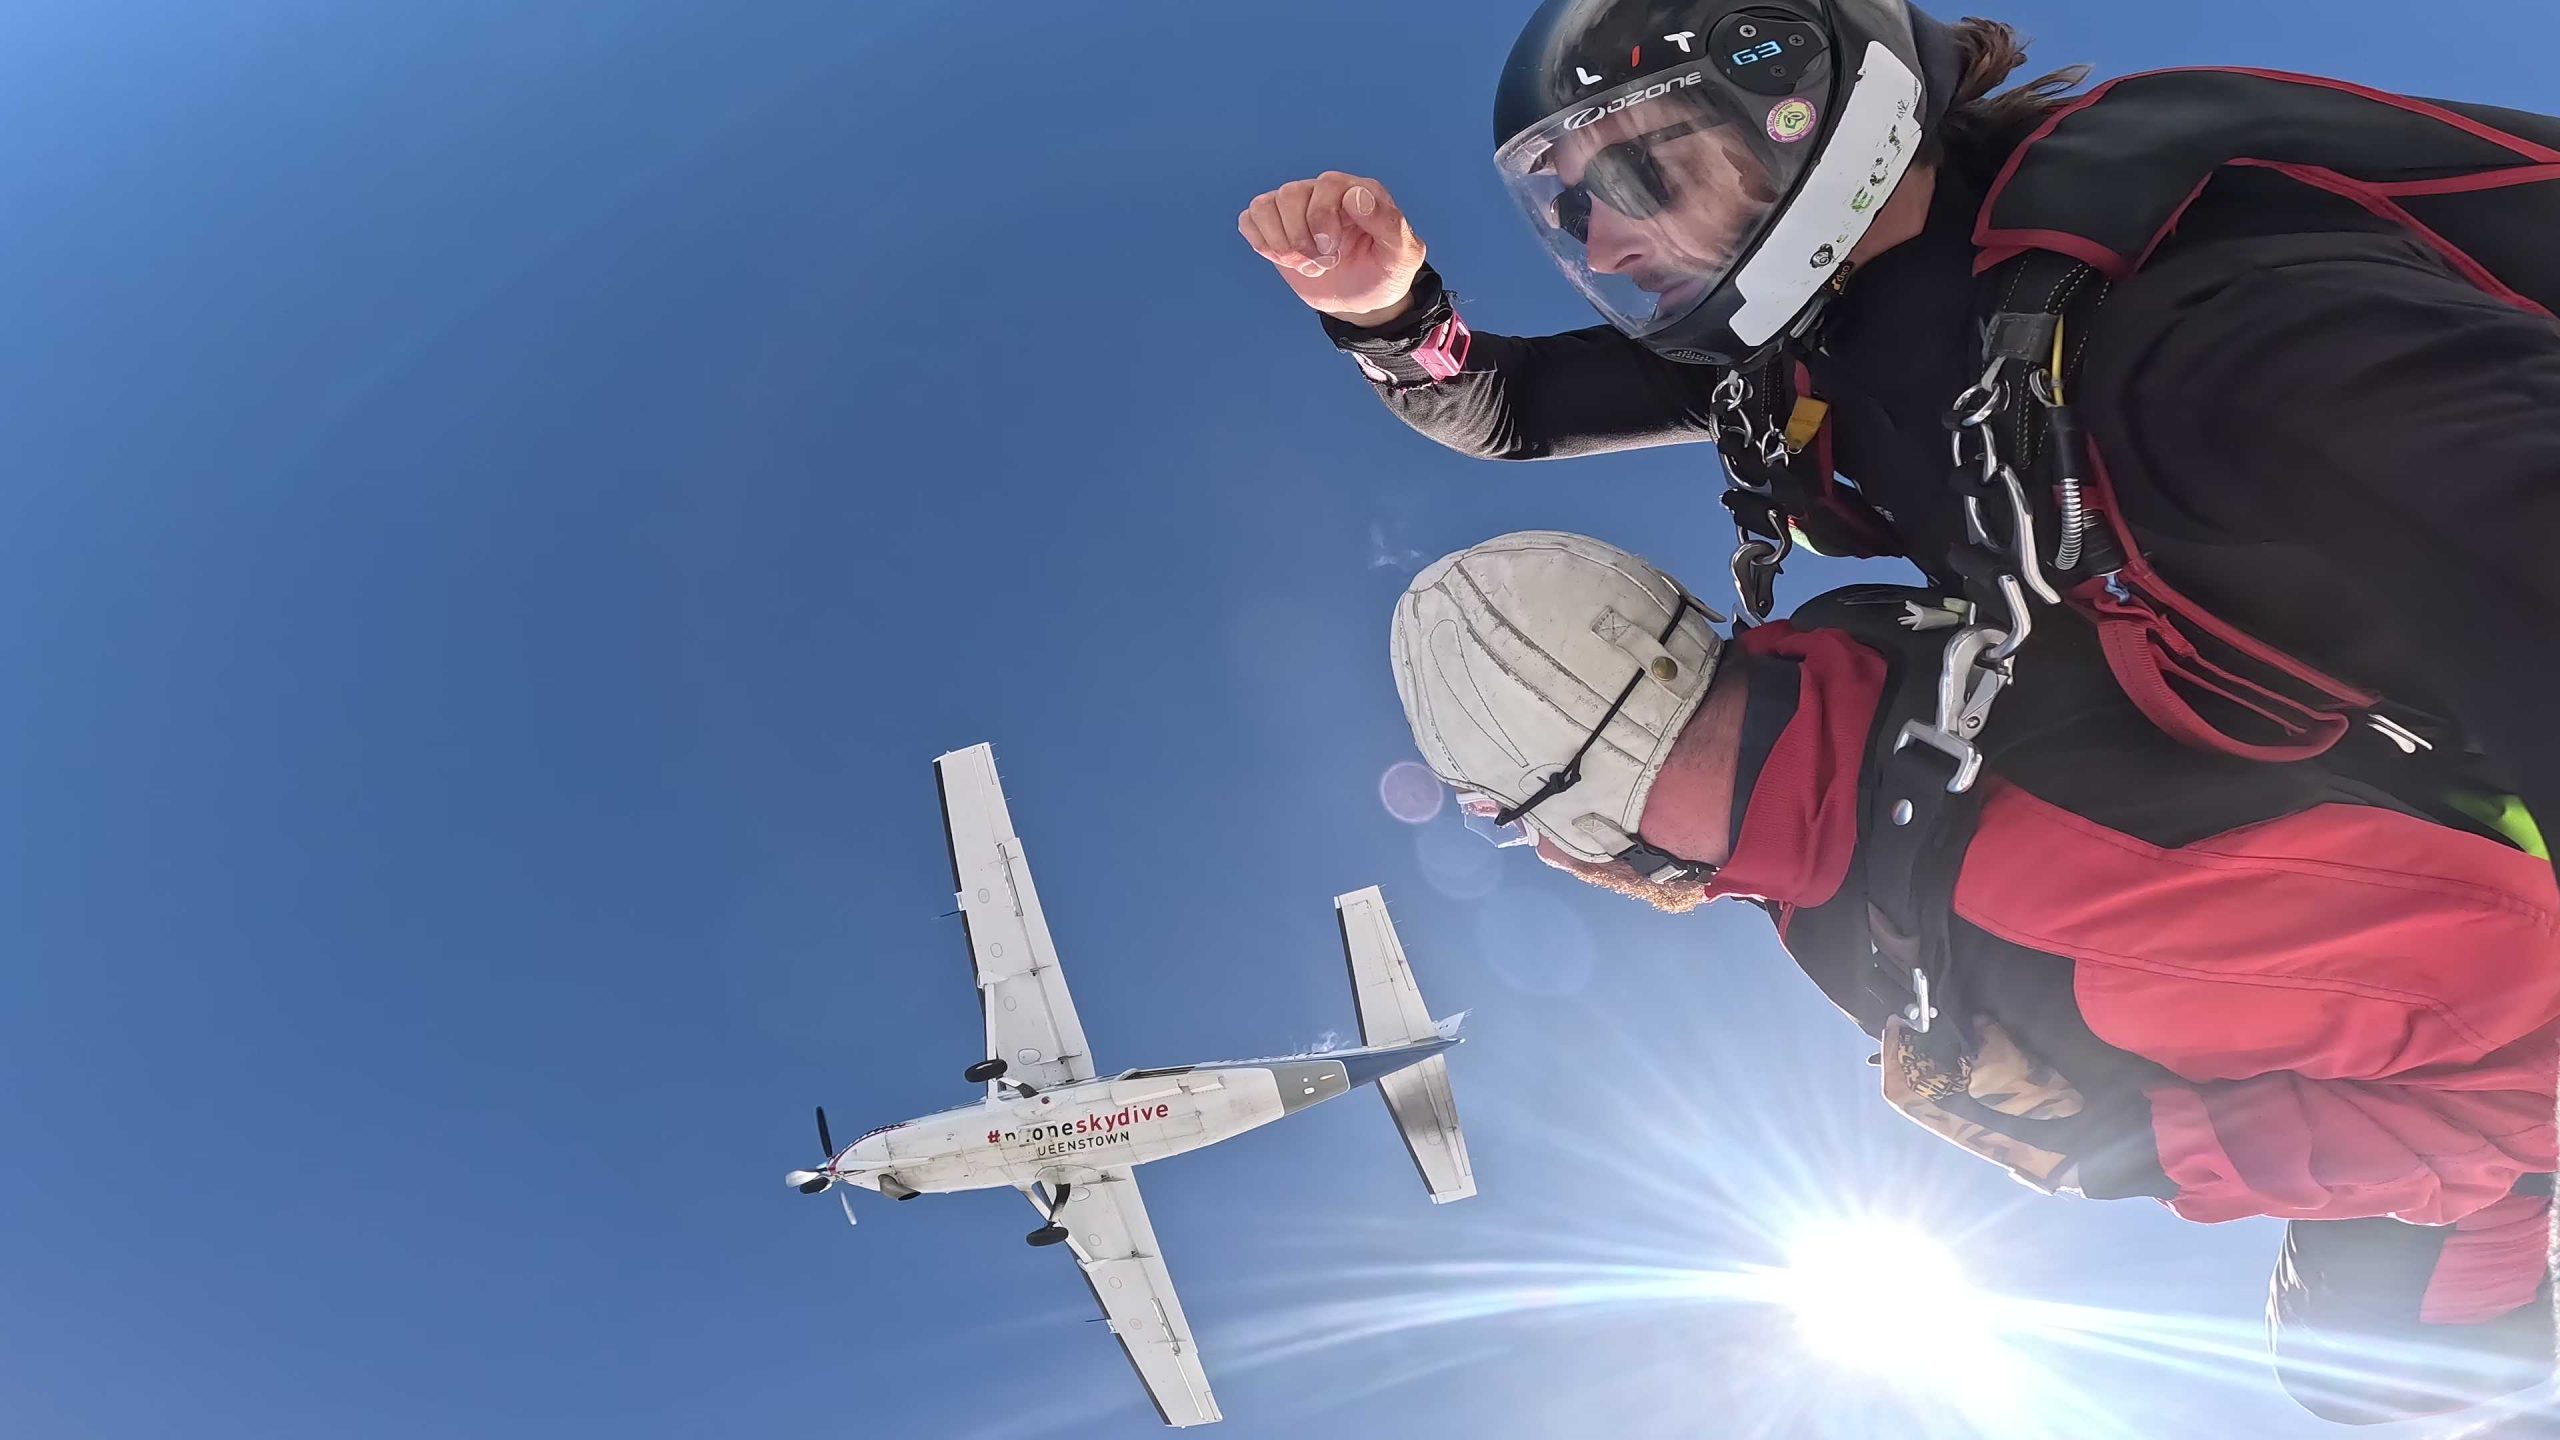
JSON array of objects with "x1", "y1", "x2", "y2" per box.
[{"x1": 1335, "y1": 887, "x2": 1477, "y2": 1204}]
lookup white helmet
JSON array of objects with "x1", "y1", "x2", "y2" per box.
[{"x1": 1390, "y1": 531, "x2": 1727, "y2": 871}]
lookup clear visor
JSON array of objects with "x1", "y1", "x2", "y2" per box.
[
  {"x1": 1495, "y1": 66, "x2": 1821, "y2": 338},
  {"x1": 1457, "y1": 790, "x2": 1538, "y2": 849}
]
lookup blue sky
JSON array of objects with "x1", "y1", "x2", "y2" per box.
[{"x1": 3, "y1": 2, "x2": 2555, "y2": 1436}]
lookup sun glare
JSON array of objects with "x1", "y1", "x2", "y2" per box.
[{"x1": 1783, "y1": 1220, "x2": 2005, "y2": 1386}]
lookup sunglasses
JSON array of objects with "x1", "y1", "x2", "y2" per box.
[
  {"x1": 1550, "y1": 121, "x2": 1703, "y2": 243},
  {"x1": 1457, "y1": 790, "x2": 1537, "y2": 849}
]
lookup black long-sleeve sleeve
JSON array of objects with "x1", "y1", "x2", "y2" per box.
[{"x1": 1319, "y1": 267, "x2": 1727, "y2": 461}]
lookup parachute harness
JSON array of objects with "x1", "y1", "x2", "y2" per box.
[
  {"x1": 1707, "y1": 310, "x2": 2085, "y2": 800},
  {"x1": 1698, "y1": 331, "x2": 2089, "y2": 1038},
  {"x1": 1901, "y1": 314, "x2": 2077, "y2": 795},
  {"x1": 1705, "y1": 363, "x2": 1808, "y2": 629}
]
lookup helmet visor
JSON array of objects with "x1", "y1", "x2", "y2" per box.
[{"x1": 1496, "y1": 65, "x2": 1823, "y2": 340}]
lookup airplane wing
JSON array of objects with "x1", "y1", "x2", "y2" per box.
[
  {"x1": 1337, "y1": 887, "x2": 1476, "y2": 1204},
  {"x1": 1035, "y1": 1168, "x2": 1222, "y2": 1428},
  {"x1": 935, "y1": 745, "x2": 1095, "y2": 1093}
]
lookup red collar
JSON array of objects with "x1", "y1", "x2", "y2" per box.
[{"x1": 1701, "y1": 623, "x2": 1887, "y2": 908}]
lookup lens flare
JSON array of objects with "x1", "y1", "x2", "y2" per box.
[{"x1": 1379, "y1": 760, "x2": 1446, "y2": 825}]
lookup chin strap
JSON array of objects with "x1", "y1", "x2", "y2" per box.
[
  {"x1": 1574, "y1": 815, "x2": 1718, "y2": 885},
  {"x1": 1617, "y1": 836, "x2": 1718, "y2": 885}
]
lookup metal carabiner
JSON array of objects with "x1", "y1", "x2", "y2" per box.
[
  {"x1": 1949, "y1": 629, "x2": 2008, "y2": 735},
  {"x1": 1729, "y1": 528, "x2": 1791, "y2": 627},
  {"x1": 1893, "y1": 620, "x2": 2013, "y2": 795},
  {"x1": 1948, "y1": 381, "x2": 2006, "y2": 431},
  {"x1": 1720, "y1": 449, "x2": 1775, "y2": 497},
  {"x1": 1951, "y1": 408, "x2": 2005, "y2": 483},
  {"x1": 1927, "y1": 625, "x2": 2010, "y2": 739},
  {"x1": 1982, "y1": 574, "x2": 2035, "y2": 664},
  {"x1": 1994, "y1": 464, "x2": 2063, "y2": 607},
  {"x1": 1713, "y1": 369, "x2": 1750, "y2": 412},
  {"x1": 1895, "y1": 717, "x2": 1985, "y2": 794},
  {"x1": 1948, "y1": 356, "x2": 2012, "y2": 431}
]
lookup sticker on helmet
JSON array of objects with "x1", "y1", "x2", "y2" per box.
[{"x1": 1765, "y1": 98, "x2": 1818, "y2": 143}]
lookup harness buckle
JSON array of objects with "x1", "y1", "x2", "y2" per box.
[
  {"x1": 1902, "y1": 967, "x2": 1938, "y2": 1034},
  {"x1": 1893, "y1": 622, "x2": 2012, "y2": 795},
  {"x1": 1895, "y1": 719, "x2": 1985, "y2": 795}
]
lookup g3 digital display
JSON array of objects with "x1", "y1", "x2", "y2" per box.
[{"x1": 1709, "y1": 11, "x2": 1829, "y2": 96}]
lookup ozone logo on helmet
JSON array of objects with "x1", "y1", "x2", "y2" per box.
[{"x1": 1564, "y1": 70, "x2": 1704, "y2": 129}]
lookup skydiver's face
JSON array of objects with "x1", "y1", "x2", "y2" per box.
[
  {"x1": 1546, "y1": 113, "x2": 1780, "y2": 309},
  {"x1": 1450, "y1": 780, "x2": 1715, "y2": 913},
  {"x1": 1453, "y1": 788, "x2": 1710, "y2": 914}
]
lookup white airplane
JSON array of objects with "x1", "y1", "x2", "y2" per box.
[{"x1": 784, "y1": 743, "x2": 1475, "y2": 1428}]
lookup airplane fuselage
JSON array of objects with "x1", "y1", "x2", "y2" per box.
[
  {"x1": 808, "y1": 746, "x2": 1473, "y2": 1428},
  {"x1": 832, "y1": 1043, "x2": 1447, "y2": 1199}
]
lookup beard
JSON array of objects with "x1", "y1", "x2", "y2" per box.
[{"x1": 1534, "y1": 839, "x2": 1715, "y2": 914}]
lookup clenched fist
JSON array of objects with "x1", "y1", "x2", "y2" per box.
[{"x1": 1238, "y1": 172, "x2": 1429, "y2": 329}]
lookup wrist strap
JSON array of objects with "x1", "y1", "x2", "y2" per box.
[{"x1": 1322, "y1": 267, "x2": 1468, "y2": 387}]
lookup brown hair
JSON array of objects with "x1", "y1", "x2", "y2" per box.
[{"x1": 1929, "y1": 18, "x2": 2091, "y2": 165}]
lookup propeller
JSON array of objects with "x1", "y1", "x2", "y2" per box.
[
  {"x1": 793, "y1": 1107, "x2": 837, "y2": 1194},
  {"x1": 787, "y1": 1106, "x2": 861, "y2": 1227}
]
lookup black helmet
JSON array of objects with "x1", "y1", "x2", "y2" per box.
[{"x1": 1492, "y1": 0, "x2": 1960, "y2": 365}]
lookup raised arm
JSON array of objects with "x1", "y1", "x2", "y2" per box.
[{"x1": 1241, "y1": 173, "x2": 1726, "y2": 460}]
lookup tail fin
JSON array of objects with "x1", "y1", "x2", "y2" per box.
[
  {"x1": 1337, "y1": 885, "x2": 1439, "y2": 1048},
  {"x1": 1335, "y1": 887, "x2": 1476, "y2": 1204}
]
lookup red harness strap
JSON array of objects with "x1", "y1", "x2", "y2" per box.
[
  {"x1": 2069, "y1": 452, "x2": 2378, "y2": 762},
  {"x1": 1969, "y1": 68, "x2": 2559, "y2": 760}
]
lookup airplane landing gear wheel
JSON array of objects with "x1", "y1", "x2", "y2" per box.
[
  {"x1": 1027, "y1": 1224, "x2": 1069, "y2": 1247},
  {"x1": 965, "y1": 1058, "x2": 1008, "y2": 1084}
]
